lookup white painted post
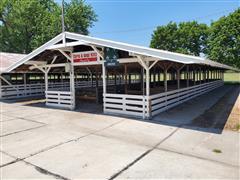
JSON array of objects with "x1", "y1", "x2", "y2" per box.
[
  {"x1": 45, "y1": 71, "x2": 48, "y2": 91},
  {"x1": 177, "y1": 69, "x2": 180, "y2": 89},
  {"x1": 102, "y1": 62, "x2": 106, "y2": 95},
  {"x1": 164, "y1": 69, "x2": 167, "y2": 92},
  {"x1": 0, "y1": 78, "x2": 2, "y2": 99},
  {"x1": 193, "y1": 69, "x2": 196, "y2": 86},
  {"x1": 146, "y1": 68, "x2": 150, "y2": 96},
  {"x1": 199, "y1": 68, "x2": 202, "y2": 84},
  {"x1": 70, "y1": 53, "x2": 75, "y2": 110},
  {"x1": 203, "y1": 69, "x2": 206, "y2": 83},
  {"x1": 206, "y1": 69, "x2": 208, "y2": 82},
  {"x1": 23, "y1": 73, "x2": 27, "y2": 96},
  {"x1": 145, "y1": 64, "x2": 151, "y2": 119},
  {"x1": 186, "y1": 65, "x2": 189, "y2": 87}
]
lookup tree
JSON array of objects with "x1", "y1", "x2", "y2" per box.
[
  {"x1": 207, "y1": 9, "x2": 240, "y2": 68},
  {"x1": 150, "y1": 22, "x2": 179, "y2": 52},
  {"x1": 65, "y1": 0, "x2": 97, "y2": 35},
  {"x1": 0, "y1": 0, "x2": 97, "y2": 54},
  {"x1": 150, "y1": 21, "x2": 208, "y2": 56},
  {"x1": 177, "y1": 21, "x2": 208, "y2": 56}
]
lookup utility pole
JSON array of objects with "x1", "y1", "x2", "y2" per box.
[
  {"x1": 61, "y1": 0, "x2": 66, "y2": 45},
  {"x1": 61, "y1": 0, "x2": 65, "y2": 32}
]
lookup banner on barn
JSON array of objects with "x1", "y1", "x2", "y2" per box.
[{"x1": 73, "y1": 51, "x2": 99, "y2": 63}]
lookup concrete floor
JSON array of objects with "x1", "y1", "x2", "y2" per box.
[{"x1": 0, "y1": 85, "x2": 239, "y2": 179}]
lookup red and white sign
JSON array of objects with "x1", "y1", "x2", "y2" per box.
[{"x1": 73, "y1": 51, "x2": 98, "y2": 63}]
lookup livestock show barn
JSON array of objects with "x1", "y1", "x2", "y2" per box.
[{"x1": 0, "y1": 32, "x2": 238, "y2": 119}]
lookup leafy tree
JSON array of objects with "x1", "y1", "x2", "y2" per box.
[
  {"x1": 0, "y1": 0, "x2": 97, "y2": 53},
  {"x1": 150, "y1": 22, "x2": 179, "y2": 52},
  {"x1": 177, "y1": 21, "x2": 208, "y2": 56},
  {"x1": 207, "y1": 9, "x2": 240, "y2": 68},
  {"x1": 65, "y1": 0, "x2": 97, "y2": 35},
  {"x1": 150, "y1": 21, "x2": 208, "y2": 56}
]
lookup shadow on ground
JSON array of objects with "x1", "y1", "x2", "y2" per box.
[{"x1": 2, "y1": 84, "x2": 239, "y2": 134}]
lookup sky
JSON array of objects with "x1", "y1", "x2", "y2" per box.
[{"x1": 61, "y1": 0, "x2": 239, "y2": 46}]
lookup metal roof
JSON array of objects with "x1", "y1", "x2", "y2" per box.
[
  {"x1": 0, "y1": 52, "x2": 26, "y2": 72},
  {"x1": 3, "y1": 32, "x2": 239, "y2": 73}
]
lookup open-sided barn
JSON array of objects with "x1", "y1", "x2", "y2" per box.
[{"x1": 0, "y1": 32, "x2": 238, "y2": 119}]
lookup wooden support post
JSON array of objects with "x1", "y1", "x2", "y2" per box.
[
  {"x1": 128, "y1": 73, "x2": 131, "y2": 85},
  {"x1": 193, "y1": 69, "x2": 196, "y2": 86},
  {"x1": 186, "y1": 65, "x2": 189, "y2": 87},
  {"x1": 69, "y1": 60, "x2": 75, "y2": 110},
  {"x1": 102, "y1": 63, "x2": 107, "y2": 95},
  {"x1": 158, "y1": 71, "x2": 161, "y2": 82},
  {"x1": 153, "y1": 67, "x2": 156, "y2": 87},
  {"x1": 177, "y1": 69, "x2": 180, "y2": 89},
  {"x1": 203, "y1": 69, "x2": 206, "y2": 83},
  {"x1": 95, "y1": 68, "x2": 99, "y2": 104},
  {"x1": 114, "y1": 73, "x2": 117, "y2": 93},
  {"x1": 124, "y1": 64, "x2": 128, "y2": 94},
  {"x1": 199, "y1": 67, "x2": 202, "y2": 84},
  {"x1": 207, "y1": 68, "x2": 209, "y2": 82},
  {"x1": 141, "y1": 67, "x2": 144, "y2": 94},
  {"x1": 164, "y1": 69, "x2": 167, "y2": 92},
  {"x1": 146, "y1": 68, "x2": 150, "y2": 96},
  {"x1": 44, "y1": 71, "x2": 48, "y2": 91},
  {"x1": 0, "y1": 78, "x2": 2, "y2": 99},
  {"x1": 23, "y1": 73, "x2": 27, "y2": 95}
]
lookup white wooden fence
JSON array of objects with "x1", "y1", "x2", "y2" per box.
[
  {"x1": 0, "y1": 83, "x2": 45, "y2": 99},
  {"x1": 45, "y1": 91, "x2": 74, "y2": 109},
  {"x1": 0, "y1": 79, "x2": 132, "y2": 100},
  {"x1": 103, "y1": 80, "x2": 223, "y2": 119},
  {"x1": 103, "y1": 93, "x2": 148, "y2": 118},
  {"x1": 150, "y1": 80, "x2": 224, "y2": 116}
]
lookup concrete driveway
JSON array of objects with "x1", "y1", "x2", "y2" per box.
[{"x1": 0, "y1": 85, "x2": 239, "y2": 179}]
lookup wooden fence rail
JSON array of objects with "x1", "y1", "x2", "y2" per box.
[
  {"x1": 103, "y1": 80, "x2": 223, "y2": 118},
  {"x1": 45, "y1": 91, "x2": 74, "y2": 109},
  {"x1": 103, "y1": 93, "x2": 148, "y2": 118},
  {"x1": 150, "y1": 80, "x2": 224, "y2": 116},
  {"x1": 0, "y1": 79, "x2": 133, "y2": 99}
]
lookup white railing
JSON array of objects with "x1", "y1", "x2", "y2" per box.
[
  {"x1": 103, "y1": 93, "x2": 148, "y2": 118},
  {"x1": 0, "y1": 79, "x2": 138, "y2": 100},
  {"x1": 150, "y1": 80, "x2": 224, "y2": 116},
  {"x1": 0, "y1": 83, "x2": 45, "y2": 99},
  {"x1": 45, "y1": 91, "x2": 74, "y2": 109}
]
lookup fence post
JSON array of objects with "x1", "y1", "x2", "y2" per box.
[
  {"x1": 123, "y1": 96, "x2": 126, "y2": 112},
  {"x1": 142, "y1": 96, "x2": 146, "y2": 119},
  {"x1": 0, "y1": 78, "x2": 2, "y2": 99}
]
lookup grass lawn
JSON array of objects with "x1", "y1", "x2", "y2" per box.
[{"x1": 224, "y1": 72, "x2": 240, "y2": 84}]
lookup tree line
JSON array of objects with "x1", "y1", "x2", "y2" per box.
[
  {"x1": 150, "y1": 8, "x2": 240, "y2": 68},
  {"x1": 0, "y1": 0, "x2": 239, "y2": 68},
  {"x1": 0, "y1": 0, "x2": 97, "y2": 53}
]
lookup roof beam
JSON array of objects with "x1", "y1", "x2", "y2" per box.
[
  {"x1": 47, "y1": 40, "x2": 86, "y2": 50},
  {"x1": 24, "y1": 61, "x2": 47, "y2": 66}
]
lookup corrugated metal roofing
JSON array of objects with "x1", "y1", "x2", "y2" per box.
[
  {"x1": 3, "y1": 32, "x2": 239, "y2": 73},
  {"x1": 0, "y1": 52, "x2": 26, "y2": 72}
]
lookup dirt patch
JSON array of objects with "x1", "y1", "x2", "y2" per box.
[
  {"x1": 224, "y1": 88, "x2": 240, "y2": 132},
  {"x1": 191, "y1": 85, "x2": 240, "y2": 132}
]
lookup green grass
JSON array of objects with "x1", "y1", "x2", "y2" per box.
[
  {"x1": 236, "y1": 124, "x2": 240, "y2": 131},
  {"x1": 213, "y1": 149, "x2": 222, "y2": 153},
  {"x1": 224, "y1": 72, "x2": 240, "y2": 84}
]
